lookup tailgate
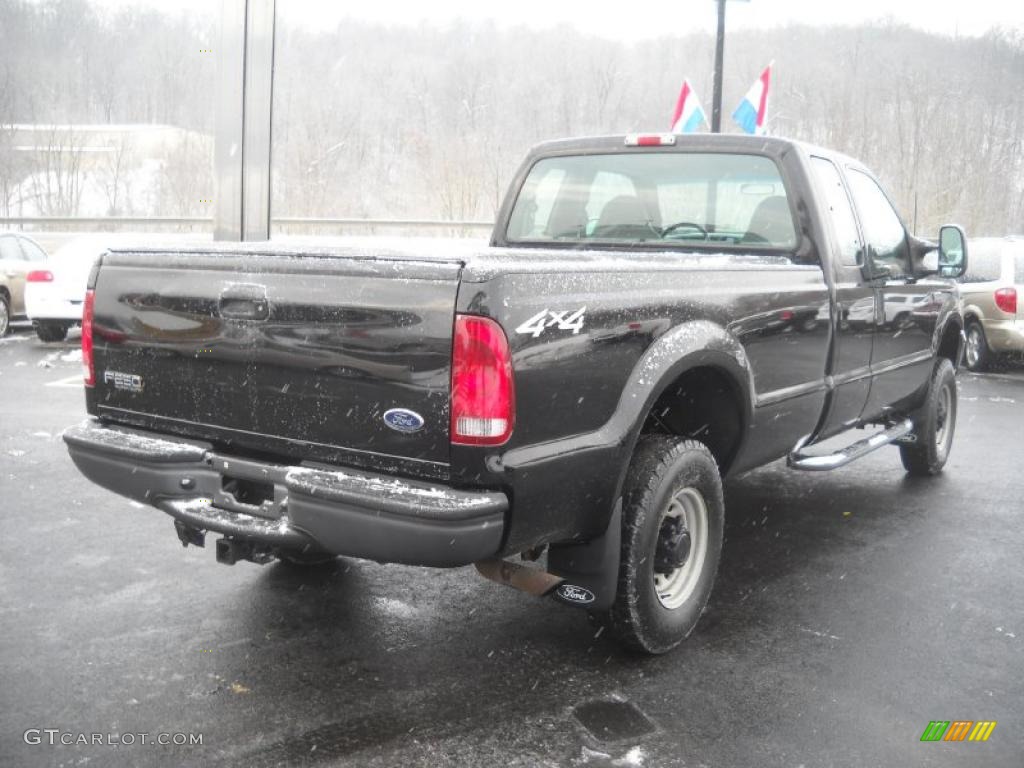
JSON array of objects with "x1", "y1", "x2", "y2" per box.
[{"x1": 91, "y1": 249, "x2": 461, "y2": 466}]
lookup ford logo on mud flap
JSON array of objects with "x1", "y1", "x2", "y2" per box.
[
  {"x1": 555, "y1": 584, "x2": 596, "y2": 605},
  {"x1": 383, "y1": 408, "x2": 425, "y2": 434}
]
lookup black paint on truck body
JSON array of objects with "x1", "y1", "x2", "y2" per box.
[{"x1": 73, "y1": 134, "x2": 962, "y2": 562}]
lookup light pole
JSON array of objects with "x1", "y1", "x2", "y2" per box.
[
  {"x1": 711, "y1": 0, "x2": 726, "y2": 133},
  {"x1": 710, "y1": 0, "x2": 748, "y2": 134}
]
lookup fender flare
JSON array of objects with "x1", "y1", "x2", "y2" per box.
[
  {"x1": 607, "y1": 320, "x2": 755, "y2": 501},
  {"x1": 932, "y1": 306, "x2": 964, "y2": 363}
]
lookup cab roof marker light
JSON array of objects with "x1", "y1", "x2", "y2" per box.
[{"x1": 625, "y1": 134, "x2": 677, "y2": 147}]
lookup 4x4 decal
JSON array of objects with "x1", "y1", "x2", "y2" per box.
[{"x1": 514, "y1": 307, "x2": 586, "y2": 338}]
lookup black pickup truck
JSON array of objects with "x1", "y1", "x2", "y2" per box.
[{"x1": 64, "y1": 134, "x2": 968, "y2": 653}]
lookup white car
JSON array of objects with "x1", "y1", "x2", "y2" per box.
[
  {"x1": 26, "y1": 233, "x2": 209, "y2": 341},
  {"x1": 25, "y1": 235, "x2": 116, "y2": 341}
]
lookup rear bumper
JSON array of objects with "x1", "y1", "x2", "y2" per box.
[
  {"x1": 63, "y1": 419, "x2": 506, "y2": 567},
  {"x1": 984, "y1": 319, "x2": 1024, "y2": 353},
  {"x1": 25, "y1": 287, "x2": 83, "y2": 322}
]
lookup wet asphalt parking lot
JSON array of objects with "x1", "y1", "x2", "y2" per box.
[{"x1": 1, "y1": 323, "x2": 1022, "y2": 768}]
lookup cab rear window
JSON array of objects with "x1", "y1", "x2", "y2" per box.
[{"x1": 506, "y1": 152, "x2": 797, "y2": 250}]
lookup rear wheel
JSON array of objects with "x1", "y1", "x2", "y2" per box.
[
  {"x1": 900, "y1": 358, "x2": 957, "y2": 476},
  {"x1": 0, "y1": 294, "x2": 10, "y2": 336},
  {"x1": 35, "y1": 322, "x2": 69, "y2": 342},
  {"x1": 964, "y1": 321, "x2": 990, "y2": 371},
  {"x1": 594, "y1": 435, "x2": 724, "y2": 654}
]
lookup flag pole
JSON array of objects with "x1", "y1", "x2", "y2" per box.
[{"x1": 711, "y1": 0, "x2": 726, "y2": 133}]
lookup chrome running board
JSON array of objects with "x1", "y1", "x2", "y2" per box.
[{"x1": 787, "y1": 419, "x2": 915, "y2": 471}]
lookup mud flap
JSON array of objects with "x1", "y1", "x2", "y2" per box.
[{"x1": 546, "y1": 500, "x2": 621, "y2": 611}]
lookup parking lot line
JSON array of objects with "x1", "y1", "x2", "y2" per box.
[{"x1": 45, "y1": 374, "x2": 84, "y2": 388}]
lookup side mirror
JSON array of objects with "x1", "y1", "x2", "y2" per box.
[
  {"x1": 938, "y1": 224, "x2": 968, "y2": 278},
  {"x1": 869, "y1": 262, "x2": 895, "y2": 281}
]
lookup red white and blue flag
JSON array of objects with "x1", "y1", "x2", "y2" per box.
[
  {"x1": 732, "y1": 63, "x2": 772, "y2": 135},
  {"x1": 670, "y1": 79, "x2": 707, "y2": 134}
]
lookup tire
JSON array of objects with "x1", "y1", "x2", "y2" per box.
[
  {"x1": 594, "y1": 435, "x2": 724, "y2": 654},
  {"x1": 0, "y1": 293, "x2": 9, "y2": 337},
  {"x1": 892, "y1": 312, "x2": 911, "y2": 330},
  {"x1": 35, "y1": 322, "x2": 69, "y2": 342},
  {"x1": 964, "y1": 321, "x2": 990, "y2": 372},
  {"x1": 900, "y1": 358, "x2": 957, "y2": 476}
]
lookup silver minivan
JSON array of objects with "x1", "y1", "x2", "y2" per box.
[{"x1": 959, "y1": 236, "x2": 1024, "y2": 371}]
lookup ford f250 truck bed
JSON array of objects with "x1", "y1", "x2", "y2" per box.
[{"x1": 64, "y1": 134, "x2": 969, "y2": 653}]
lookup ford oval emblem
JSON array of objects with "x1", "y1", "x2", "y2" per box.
[
  {"x1": 555, "y1": 584, "x2": 596, "y2": 605},
  {"x1": 383, "y1": 408, "x2": 425, "y2": 434}
]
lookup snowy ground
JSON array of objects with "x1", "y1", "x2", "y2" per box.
[{"x1": 1, "y1": 325, "x2": 1022, "y2": 767}]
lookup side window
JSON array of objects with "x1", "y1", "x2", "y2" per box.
[
  {"x1": 0, "y1": 236, "x2": 24, "y2": 261},
  {"x1": 18, "y1": 239, "x2": 47, "y2": 262},
  {"x1": 960, "y1": 246, "x2": 1004, "y2": 284},
  {"x1": 810, "y1": 157, "x2": 862, "y2": 267},
  {"x1": 846, "y1": 169, "x2": 909, "y2": 277}
]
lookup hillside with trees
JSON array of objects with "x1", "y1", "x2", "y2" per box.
[{"x1": 2, "y1": 0, "x2": 1022, "y2": 236}]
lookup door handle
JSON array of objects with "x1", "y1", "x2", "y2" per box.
[{"x1": 218, "y1": 284, "x2": 269, "y2": 320}]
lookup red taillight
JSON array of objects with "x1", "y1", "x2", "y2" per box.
[
  {"x1": 26, "y1": 270, "x2": 53, "y2": 282},
  {"x1": 451, "y1": 315, "x2": 514, "y2": 446},
  {"x1": 994, "y1": 287, "x2": 1017, "y2": 314},
  {"x1": 82, "y1": 289, "x2": 95, "y2": 386}
]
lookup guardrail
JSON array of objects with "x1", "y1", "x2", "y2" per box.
[{"x1": 0, "y1": 216, "x2": 495, "y2": 234}]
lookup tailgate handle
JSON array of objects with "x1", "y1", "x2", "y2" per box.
[{"x1": 219, "y1": 284, "x2": 269, "y2": 320}]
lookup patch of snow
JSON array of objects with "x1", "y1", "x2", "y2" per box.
[
  {"x1": 60, "y1": 349, "x2": 83, "y2": 363},
  {"x1": 800, "y1": 627, "x2": 842, "y2": 641},
  {"x1": 613, "y1": 747, "x2": 646, "y2": 767},
  {"x1": 372, "y1": 597, "x2": 419, "y2": 619},
  {"x1": 7, "y1": 449, "x2": 26, "y2": 457},
  {"x1": 577, "y1": 747, "x2": 611, "y2": 764}
]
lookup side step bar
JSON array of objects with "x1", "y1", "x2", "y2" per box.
[{"x1": 788, "y1": 418, "x2": 914, "y2": 471}]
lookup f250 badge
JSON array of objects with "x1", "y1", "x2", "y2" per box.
[
  {"x1": 515, "y1": 307, "x2": 586, "y2": 338},
  {"x1": 103, "y1": 370, "x2": 143, "y2": 393}
]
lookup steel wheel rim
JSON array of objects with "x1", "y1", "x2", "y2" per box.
[
  {"x1": 653, "y1": 486, "x2": 708, "y2": 610},
  {"x1": 934, "y1": 383, "x2": 953, "y2": 459},
  {"x1": 966, "y1": 327, "x2": 981, "y2": 367}
]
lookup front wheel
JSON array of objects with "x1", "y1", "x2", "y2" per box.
[
  {"x1": 594, "y1": 435, "x2": 724, "y2": 654},
  {"x1": 0, "y1": 294, "x2": 10, "y2": 336},
  {"x1": 900, "y1": 358, "x2": 957, "y2": 476}
]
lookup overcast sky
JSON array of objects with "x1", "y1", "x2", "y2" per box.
[{"x1": 92, "y1": 0, "x2": 1024, "y2": 39}]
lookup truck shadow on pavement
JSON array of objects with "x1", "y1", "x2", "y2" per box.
[{"x1": 208, "y1": 457, "x2": 952, "y2": 766}]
